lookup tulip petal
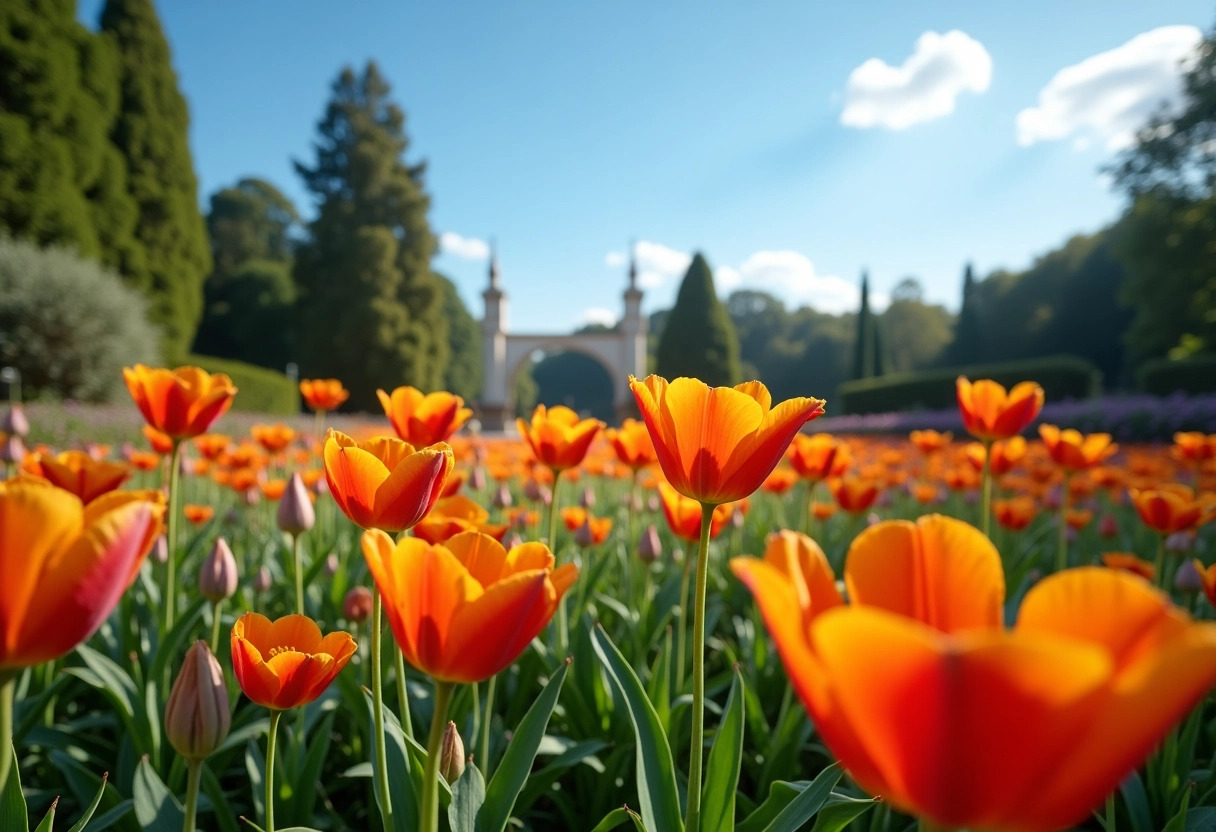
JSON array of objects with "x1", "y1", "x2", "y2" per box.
[
  {"x1": 266, "y1": 651, "x2": 336, "y2": 709},
  {"x1": 445, "y1": 531, "x2": 508, "y2": 587},
  {"x1": 372, "y1": 445, "x2": 452, "y2": 532},
  {"x1": 721, "y1": 396, "x2": 825, "y2": 500},
  {"x1": 445, "y1": 569, "x2": 556, "y2": 682},
  {"x1": 265, "y1": 613, "x2": 325, "y2": 655},
  {"x1": 324, "y1": 441, "x2": 389, "y2": 529}
]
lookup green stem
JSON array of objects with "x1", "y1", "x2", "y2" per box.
[
  {"x1": 480, "y1": 673, "x2": 496, "y2": 778},
  {"x1": 803, "y1": 480, "x2": 814, "y2": 536},
  {"x1": 1154, "y1": 534, "x2": 1168, "y2": 590},
  {"x1": 395, "y1": 650, "x2": 414, "y2": 740},
  {"x1": 313, "y1": 409, "x2": 325, "y2": 446},
  {"x1": 0, "y1": 673, "x2": 14, "y2": 797},
  {"x1": 676, "y1": 552, "x2": 692, "y2": 695},
  {"x1": 182, "y1": 759, "x2": 203, "y2": 832},
  {"x1": 549, "y1": 472, "x2": 567, "y2": 655},
  {"x1": 422, "y1": 681, "x2": 455, "y2": 832},
  {"x1": 264, "y1": 710, "x2": 282, "y2": 832},
  {"x1": 1106, "y1": 791, "x2": 1116, "y2": 832},
  {"x1": 1056, "y1": 472, "x2": 1071, "y2": 573},
  {"x1": 684, "y1": 504, "x2": 715, "y2": 832},
  {"x1": 980, "y1": 440, "x2": 993, "y2": 539},
  {"x1": 209, "y1": 600, "x2": 224, "y2": 656},
  {"x1": 292, "y1": 533, "x2": 304, "y2": 615},
  {"x1": 166, "y1": 439, "x2": 183, "y2": 631},
  {"x1": 371, "y1": 589, "x2": 394, "y2": 829}
]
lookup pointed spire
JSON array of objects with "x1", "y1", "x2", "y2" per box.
[
  {"x1": 488, "y1": 237, "x2": 500, "y2": 289},
  {"x1": 628, "y1": 239, "x2": 638, "y2": 290}
]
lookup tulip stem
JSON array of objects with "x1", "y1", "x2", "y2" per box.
[
  {"x1": 480, "y1": 673, "x2": 496, "y2": 778},
  {"x1": 292, "y1": 533, "x2": 304, "y2": 615},
  {"x1": 685, "y1": 504, "x2": 715, "y2": 832},
  {"x1": 980, "y1": 440, "x2": 993, "y2": 539},
  {"x1": 165, "y1": 439, "x2": 183, "y2": 632},
  {"x1": 549, "y1": 472, "x2": 567, "y2": 655},
  {"x1": 395, "y1": 650, "x2": 414, "y2": 740},
  {"x1": 182, "y1": 759, "x2": 202, "y2": 832},
  {"x1": 422, "y1": 681, "x2": 455, "y2": 832},
  {"x1": 0, "y1": 673, "x2": 14, "y2": 796},
  {"x1": 370, "y1": 589, "x2": 394, "y2": 829},
  {"x1": 1056, "y1": 472, "x2": 1071, "y2": 573},
  {"x1": 1154, "y1": 535, "x2": 1168, "y2": 590},
  {"x1": 209, "y1": 600, "x2": 224, "y2": 656},
  {"x1": 676, "y1": 551, "x2": 692, "y2": 695},
  {"x1": 264, "y1": 710, "x2": 282, "y2": 832},
  {"x1": 1105, "y1": 792, "x2": 1116, "y2": 832}
]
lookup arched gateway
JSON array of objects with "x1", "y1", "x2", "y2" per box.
[{"x1": 478, "y1": 254, "x2": 647, "y2": 430}]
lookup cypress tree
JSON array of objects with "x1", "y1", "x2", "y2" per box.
[
  {"x1": 656, "y1": 252, "x2": 741, "y2": 386},
  {"x1": 436, "y1": 273, "x2": 482, "y2": 401},
  {"x1": 101, "y1": 0, "x2": 210, "y2": 359},
  {"x1": 851, "y1": 271, "x2": 875, "y2": 379},
  {"x1": 293, "y1": 63, "x2": 447, "y2": 409},
  {"x1": 945, "y1": 262, "x2": 985, "y2": 366}
]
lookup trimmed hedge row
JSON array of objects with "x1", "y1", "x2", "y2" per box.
[
  {"x1": 185, "y1": 354, "x2": 298, "y2": 414},
  {"x1": 836, "y1": 355, "x2": 1101, "y2": 415},
  {"x1": 1138, "y1": 354, "x2": 1216, "y2": 396}
]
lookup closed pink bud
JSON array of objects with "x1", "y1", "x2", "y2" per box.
[
  {"x1": 277, "y1": 472, "x2": 315, "y2": 534},
  {"x1": 638, "y1": 524, "x2": 662, "y2": 563},
  {"x1": 253, "y1": 566, "x2": 272, "y2": 593},
  {"x1": 344, "y1": 586, "x2": 374, "y2": 623},
  {"x1": 504, "y1": 531, "x2": 524, "y2": 550},
  {"x1": 2, "y1": 405, "x2": 29, "y2": 437},
  {"x1": 440, "y1": 721, "x2": 465, "y2": 784},
  {"x1": 470, "y1": 467, "x2": 487, "y2": 490},
  {"x1": 580, "y1": 487, "x2": 595, "y2": 509},
  {"x1": 165, "y1": 641, "x2": 230, "y2": 761},
  {"x1": 0, "y1": 434, "x2": 25, "y2": 464},
  {"x1": 524, "y1": 479, "x2": 547, "y2": 503},
  {"x1": 492, "y1": 483, "x2": 513, "y2": 509},
  {"x1": 574, "y1": 520, "x2": 595, "y2": 547},
  {"x1": 1098, "y1": 514, "x2": 1118, "y2": 538},
  {"x1": 152, "y1": 535, "x2": 169, "y2": 564},
  {"x1": 325, "y1": 553, "x2": 340, "y2": 576},
  {"x1": 243, "y1": 488, "x2": 261, "y2": 507},
  {"x1": 647, "y1": 495, "x2": 660, "y2": 512},
  {"x1": 199, "y1": 537, "x2": 238, "y2": 603},
  {"x1": 1176, "y1": 559, "x2": 1204, "y2": 593}
]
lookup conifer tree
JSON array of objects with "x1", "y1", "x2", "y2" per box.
[
  {"x1": 101, "y1": 0, "x2": 210, "y2": 359},
  {"x1": 293, "y1": 63, "x2": 447, "y2": 409},
  {"x1": 656, "y1": 252, "x2": 741, "y2": 386},
  {"x1": 851, "y1": 271, "x2": 875, "y2": 379},
  {"x1": 945, "y1": 262, "x2": 986, "y2": 366}
]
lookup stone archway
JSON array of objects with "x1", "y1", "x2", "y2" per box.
[{"x1": 478, "y1": 254, "x2": 647, "y2": 431}]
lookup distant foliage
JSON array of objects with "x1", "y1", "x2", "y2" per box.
[
  {"x1": 1138, "y1": 353, "x2": 1216, "y2": 396},
  {"x1": 531, "y1": 351, "x2": 616, "y2": 423},
  {"x1": 0, "y1": 239, "x2": 159, "y2": 402},
  {"x1": 656, "y1": 253, "x2": 740, "y2": 386},
  {"x1": 185, "y1": 353, "x2": 299, "y2": 414},
  {"x1": 436, "y1": 273, "x2": 482, "y2": 401}
]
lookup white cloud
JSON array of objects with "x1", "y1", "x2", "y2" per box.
[
  {"x1": 605, "y1": 240, "x2": 692, "y2": 289},
  {"x1": 728, "y1": 251, "x2": 888, "y2": 315},
  {"x1": 579, "y1": 307, "x2": 617, "y2": 328},
  {"x1": 841, "y1": 30, "x2": 992, "y2": 130},
  {"x1": 1016, "y1": 25, "x2": 1201, "y2": 151},
  {"x1": 439, "y1": 231, "x2": 490, "y2": 261},
  {"x1": 605, "y1": 251, "x2": 628, "y2": 267}
]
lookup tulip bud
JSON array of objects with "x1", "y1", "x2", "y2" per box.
[
  {"x1": 504, "y1": 531, "x2": 524, "y2": 550},
  {"x1": 3, "y1": 405, "x2": 29, "y2": 437},
  {"x1": 1176, "y1": 559, "x2": 1204, "y2": 593},
  {"x1": 1167, "y1": 531, "x2": 1196, "y2": 553},
  {"x1": 277, "y1": 472, "x2": 316, "y2": 535},
  {"x1": 470, "y1": 466, "x2": 487, "y2": 490},
  {"x1": 647, "y1": 495, "x2": 660, "y2": 512},
  {"x1": 1098, "y1": 514, "x2": 1118, "y2": 539},
  {"x1": 638, "y1": 524, "x2": 662, "y2": 563},
  {"x1": 731, "y1": 507, "x2": 746, "y2": 529},
  {"x1": 492, "y1": 483, "x2": 513, "y2": 509},
  {"x1": 867, "y1": 512, "x2": 881, "y2": 527},
  {"x1": 243, "y1": 488, "x2": 261, "y2": 507},
  {"x1": 314, "y1": 476, "x2": 330, "y2": 496},
  {"x1": 344, "y1": 586, "x2": 373, "y2": 623},
  {"x1": 85, "y1": 442, "x2": 107, "y2": 461},
  {"x1": 325, "y1": 552, "x2": 340, "y2": 576},
  {"x1": 165, "y1": 641, "x2": 231, "y2": 761},
  {"x1": 439, "y1": 720, "x2": 465, "y2": 784},
  {"x1": 199, "y1": 537, "x2": 238, "y2": 603},
  {"x1": 580, "y1": 487, "x2": 595, "y2": 509},
  {"x1": 523, "y1": 479, "x2": 547, "y2": 503},
  {"x1": 574, "y1": 520, "x2": 595, "y2": 547},
  {"x1": 179, "y1": 452, "x2": 193, "y2": 477},
  {"x1": 152, "y1": 535, "x2": 169, "y2": 564},
  {"x1": 253, "y1": 566, "x2": 272, "y2": 593},
  {"x1": 0, "y1": 434, "x2": 25, "y2": 465}
]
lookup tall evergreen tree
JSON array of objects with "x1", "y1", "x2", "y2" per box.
[
  {"x1": 945, "y1": 262, "x2": 985, "y2": 366},
  {"x1": 851, "y1": 271, "x2": 875, "y2": 379},
  {"x1": 0, "y1": 0, "x2": 140, "y2": 271},
  {"x1": 101, "y1": 0, "x2": 210, "y2": 359},
  {"x1": 293, "y1": 63, "x2": 447, "y2": 409},
  {"x1": 436, "y1": 273, "x2": 482, "y2": 401},
  {"x1": 656, "y1": 252, "x2": 740, "y2": 385}
]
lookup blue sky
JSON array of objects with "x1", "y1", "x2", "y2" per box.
[{"x1": 82, "y1": 0, "x2": 1214, "y2": 332}]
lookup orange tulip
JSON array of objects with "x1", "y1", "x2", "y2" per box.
[
  {"x1": 811, "y1": 501, "x2": 837, "y2": 521},
  {"x1": 231, "y1": 613, "x2": 356, "y2": 710},
  {"x1": 260, "y1": 479, "x2": 287, "y2": 501},
  {"x1": 127, "y1": 451, "x2": 161, "y2": 472},
  {"x1": 1193, "y1": 560, "x2": 1216, "y2": 608},
  {"x1": 251, "y1": 423, "x2": 297, "y2": 454},
  {"x1": 574, "y1": 515, "x2": 613, "y2": 545},
  {"x1": 142, "y1": 425, "x2": 175, "y2": 455},
  {"x1": 1129, "y1": 484, "x2": 1216, "y2": 535},
  {"x1": 830, "y1": 476, "x2": 880, "y2": 514},
  {"x1": 193, "y1": 434, "x2": 231, "y2": 461},
  {"x1": 605, "y1": 418, "x2": 658, "y2": 470},
  {"x1": 1065, "y1": 508, "x2": 1093, "y2": 530},
  {"x1": 184, "y1": 504, "x2": 215, "y2": 525},
  {"x1": 631, "y1": 375, "x2": 825, "y2": 505},
  {"x1": 516, "y1": 404, "x2": 603, "y2": 474},
  {"x1": 965, "y1": 437, "x2": 1027, "y2": 475},
  {"x1": 956, "y1": 377, "x2": 1044, "y2": 442},
  {"x1": 379, "y1": 386, "x2": 473, "y2": 446},
  {"x1": 323, "y1": 429, "x2": 454, "y2": 532},
  {"x1": 733, "y1": 514, "x2": 1216, "y2": 832},
  {"x1": 909, "y1": 482, "x2": 940, "y2": 505},
  {"x1": 361, "y1": 529, "x2": 576, "y2": 683},
  {"x1": 123, "y1": 365, "x2": 237, "y2": 440},
  {"x1": 788, "y1": 433, "x2": 851, "y2": 481},
  {"x1": 1038, "y1": 425, "x2": 1117, "y2": 471},
  {"x1": 1174, "y1": 431, "x2": 1216, "y2": 463},
  {"x1": 413, "y1": 495, "x2": 510, "y2": 544},
  {"x1": 31, "y1": 450, "x2": 130, "y2": 504},
  {"x1": 0, "y1": 478, "x2": 164, "y2": 669},
  {"x1": 761, "y1": 467, "x2": 799, "y2": 495},
  {"x1": 909, "y1": 429, "x2": 952, "y2": 453},
  {"x1": 993, "y1": 496, "x2": 1037, "y2": 531},
  {"x1": 299, "y1": 378, "x2": 350, "y2": 412},
  {"x1": 656, "y1": 482, "x2": 733, "y2": 543},
  {"x1": 1102, "y1": 552, "x2": 1156, "y2": 582}
]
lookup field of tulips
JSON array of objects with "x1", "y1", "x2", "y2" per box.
[{"x1": 2, "y1": 368, "x2": 1216, "y2": 832}]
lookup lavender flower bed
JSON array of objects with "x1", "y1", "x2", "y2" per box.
[{"x1": 817, "y1": 393, "x2": 1216, "y2": 441}]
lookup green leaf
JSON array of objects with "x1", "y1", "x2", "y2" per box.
[
  {"x1": 589, "y1": 806, "x2": 649, "y2": 832},
  {"x1": 448, "y1": 760, "x2": 486, "y2": 832},
  {"x1": 292, "y1": 710, "x2": 335, "y2": 822},
  {"x1": 132, "y1": 757, "x2": 184, "y2": 832},
  {"x1": 591, "y1": 624, "x2": 684, "y2": 832},
  {"x1": 1185, "y1": 807, "x2": 1216, "y2": 831},
  {"x1": 702, "y1": 667, "x2": 745, "y2": 832},
  {"x1": 148, "y1": 597, "x2": 206, "y2": 691},
  {"x1": 760, "y1": 763, "x2": 842, "y2": 832},
  {"x1": 810, "y1": 795, "x2": 879, "y2": 832},
  {"x1": 1120, "y1": 771, "x2": 1155, "y2": 832},
  {"x1": 66, "y1": 771, "x2": 112, "y2": 832},
  {"x1": 737, "y1": 780, "x2": 806, "y2": 832},
  {"x1": 1163, "y1": 784, "x2": 1193, "y2": 832},
  {"x1": 0, "y1": 745, "x2": 28, "y2": 832},
  {"x1": 72, "y1": 645, "x2": 154, "y2": 757},
  {"x1": 198, "y1": 763, "x2": 241, "y2": 832},
  {"x1": 34, "y1": 797, "x2": 57, "y2": 832},
  {"x1": 362, "y1": 689, "x2": 419, "y2": 832},
  {"x1": 476, "y1": 659, "x2": 569, "y2": 832}
]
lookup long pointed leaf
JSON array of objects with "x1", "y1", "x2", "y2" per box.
[
  {"x1": 0, "y1": 745, "x2": 27, "y2": 831},
  {"x1": 702, "y1": 667, "x2": 745, "y2": 832},
  {"x1": 66, "y1": 771, "x2": 112, "y2": 832},
  {"x1": 449, "y1": 761, "x2": 487, "y2": 832},
  {"x1": 760, "y1": 763, "x2": 842, "y2": 832}
]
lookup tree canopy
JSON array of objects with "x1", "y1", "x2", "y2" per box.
[{"x1": 656, "y1": 253, "x2": 741, "y2": 386}]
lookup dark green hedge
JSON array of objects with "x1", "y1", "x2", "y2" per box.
[
  {"x1": 1138, "y1": 354, "x2": 1216, "y2": 396},
  {"x1": 836, "y1": 355, "x2": 1101, "y2": 415},
  {"x1": 186, "y1": 353, "x2": 298, "y2": 414}
]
